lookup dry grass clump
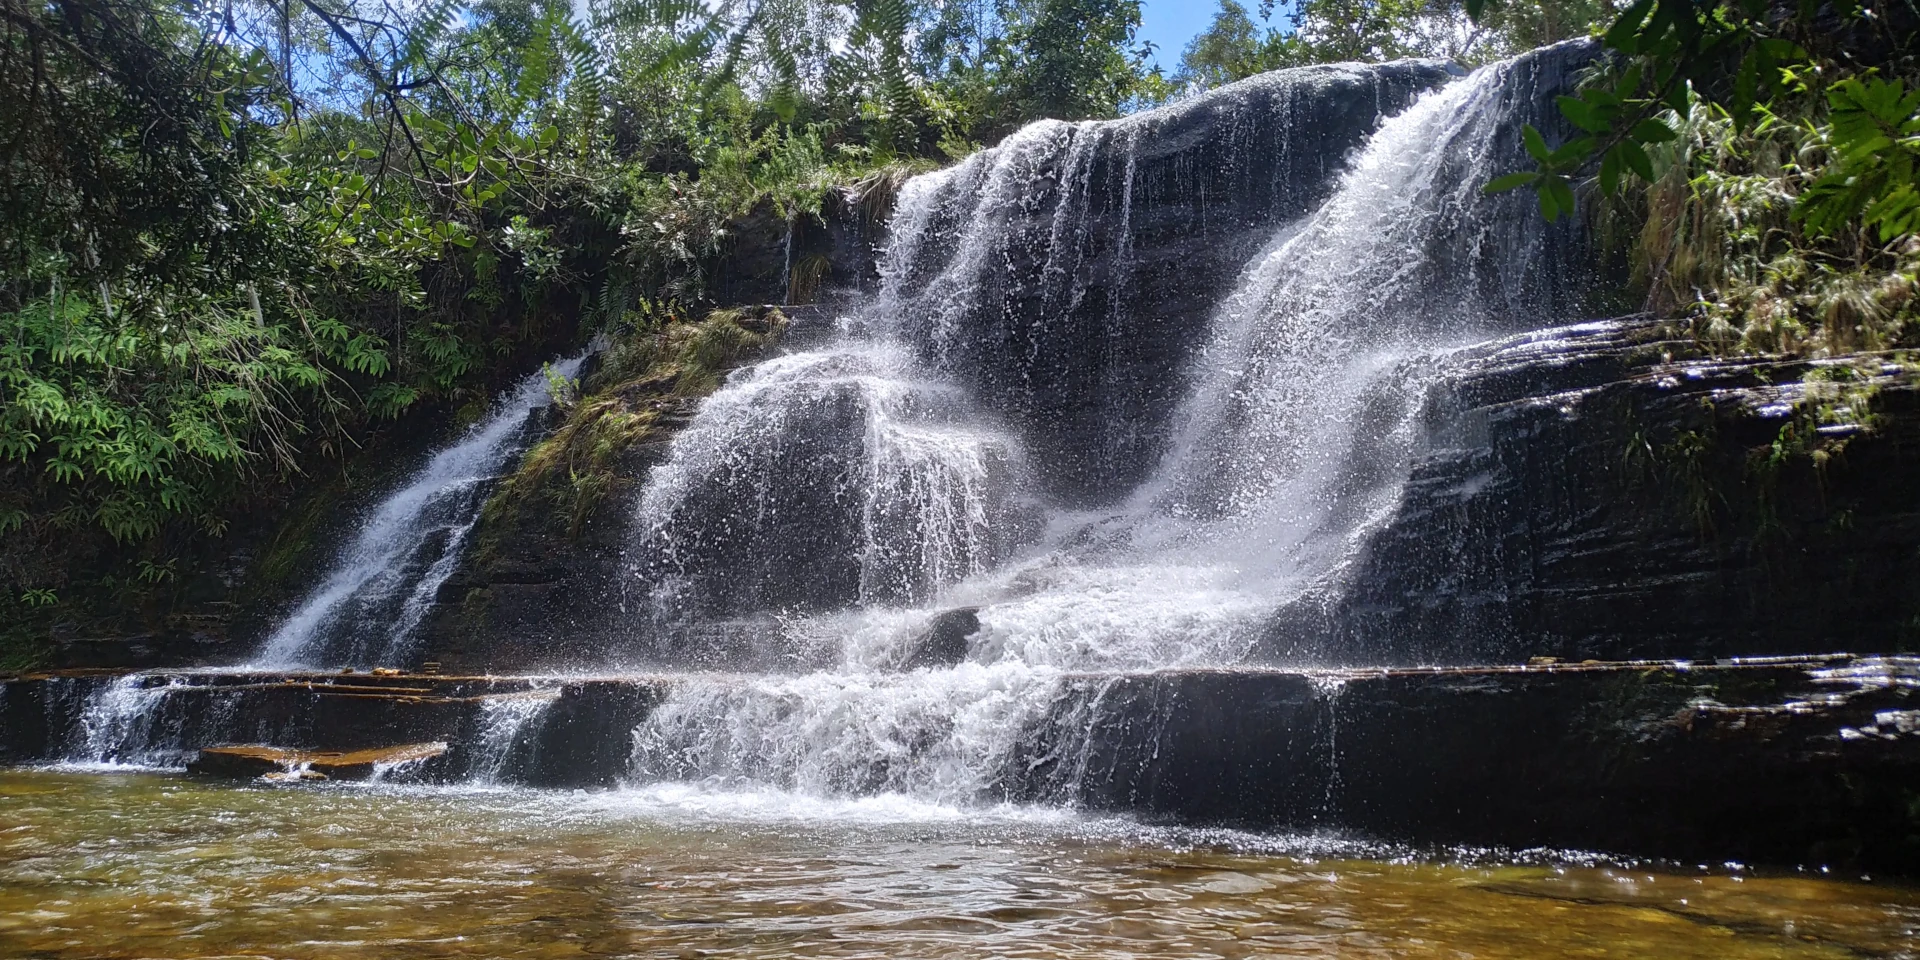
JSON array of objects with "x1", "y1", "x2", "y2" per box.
[{"x1": 1622, "y1": 102, "x2": 1920, "y2": 357}]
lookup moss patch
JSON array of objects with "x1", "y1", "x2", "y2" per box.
[{"x1": 482, "y1": 306, "x2": 785, "y2": 542}]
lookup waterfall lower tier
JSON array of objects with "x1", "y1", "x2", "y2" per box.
[
  {"x1": 431, "y1": 319, "x2": 1920, "y2": 672},
  {"x1": 8, "y1": 656, "x2": 1918, "y2": 872}
]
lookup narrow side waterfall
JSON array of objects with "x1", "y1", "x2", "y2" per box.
[
  {"x1": 256, "y1": 353, "x2": 587, "y2": 668},
  {"x1": 47, "y1": 675, "x2": 239, "y2": 768},
  {"x1": 620, "y1": 45, "x2": 1593, "y2": 806},
  {"x1": 469, "y1": 689, "x2": 558, "y2": 785}
]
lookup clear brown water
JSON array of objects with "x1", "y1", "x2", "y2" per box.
[{"x1": 2, "y1": 770, "x2": 1915, "y2": 959}]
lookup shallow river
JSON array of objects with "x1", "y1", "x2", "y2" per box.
[{"x1": 1, "y1": 770, "x2": 1915, "y2": 958}]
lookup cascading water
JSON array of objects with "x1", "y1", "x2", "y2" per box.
[
  {"x1": 47, "y1": 675, "x2": 243, "y2": 768},
  {"x1": 50, "y1": 357, "x2": 589, "y2": 771},
  {"x1": 256, "y1": 352, "x2": 588, "y2": 669},
  {"x1": 628, "y1": 343, "x2": 1037, "y2": 665},
  {"x1": 468, "y1": 689, "x2": 558, "y2": 785},
  {"x1": 59, "y1": 675, "x2": 181, "y2": 767},
  {"x1": 622, "y1": 44, "x2": 1592, "y2": 807}
]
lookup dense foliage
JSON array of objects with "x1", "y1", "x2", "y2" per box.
[
  {"x1": 0, "y1": 0, "x2": 1159, "y2": 614},
  {"x1": 1171, "y1": 0, "x2": 1617, "y2": 83},
  {"x1": 1469, "y1": 0, "x2": 1918, "y2": 353},
  {"x1": 1, "y1": 0, "x2": 1913, "y2": 637}
]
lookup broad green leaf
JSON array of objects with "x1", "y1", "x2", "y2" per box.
[
  {"x1": 1631, "y1": 118, "x2": 1677, "y2": 143},
  {"x1": 1558, "y1": 96, "x2": 1608, "y2": 133},
  {"x1": 1604, "y1": 0, "x2": 1653, "y2": 52},
  {"x1": 1614, "y1": 63, "x2": 1643, "y2": 99},
  {"x1": 1522, "y1": 124, "x2": 1552, "y2": 163},
  {"x1": 1484, "y1": 171, "x2": 1540, "y2": 193},
  {"x1": 1618, "y1": 140, "x2": 1655, "y2": 182},
  {"x1": 1547, "y1": 176, "x2": 1577, "y2": 220},
  {"x1": 1549, "y1": 136, "x2": 1599, "y2": 165}
]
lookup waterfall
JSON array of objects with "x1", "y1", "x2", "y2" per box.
[
  {"x1": 59, "y1": 675, "x2": 180, "y2": 766},
  {"x1": 256, "y1": 353, "x2": 587, "y2": 669},
  {"x1": 47, "y1": 674, "x2": 237, "y2": 768},
  {"x1": 628, "y1": 342, "x2": 1036, "y2": 665},
  {"x1": 624, "y1": 45, "x2": 1590, "y2": 803},
  {"x1": 468, "y1": 690, "x2": 558, "y2": 785}
]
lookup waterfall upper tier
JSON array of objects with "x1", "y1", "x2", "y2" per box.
[{"x1": 618, "y1": 43, "x2": 1596, "y2": 678}]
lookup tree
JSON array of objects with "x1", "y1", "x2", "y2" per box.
[
  {"x1": 1170, "y1": 0, "x2": 1615, "y2": 93},
  {"x1": 1176, "y1": 0, "x2": 1261, "y2": 90},
  {"x1": 909, "y1": 0, "x2": 1152, "y2": 139},
  {"x1": 1480, "y1": 0, "x2": 1918, "y2": 237}
]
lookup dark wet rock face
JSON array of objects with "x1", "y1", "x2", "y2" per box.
[
  {"x1": 1268, "y1": 322, "x2": 1920, "y2": 665},
  {"x1": 10, "y1": 657, "x2": 1919, "y2": 873},
  {"x1": 1009, "y1": 657, "x2": 1920, "y2": 872},
  {"x1": 3, "y1": 671, "x2": 659, "y2": 787},
  {"x1": 897, "y1": 607, "x2": 981, "y2": 670},
  {"x1": 877, "y1": 60, "x2": 1459, "y2": 505}
]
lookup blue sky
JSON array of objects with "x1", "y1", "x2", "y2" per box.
[{"x1": 1138, "y1": 0, "x2": 1281, "y2": 71}]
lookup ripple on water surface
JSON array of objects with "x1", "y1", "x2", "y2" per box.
[{"x1": 0, "y1": 771, "x2": 1915, "y2": 959}]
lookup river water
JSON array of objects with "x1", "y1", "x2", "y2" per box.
[{"x1": 2, "y1": 771, "x2": 1913, "y2": 959}]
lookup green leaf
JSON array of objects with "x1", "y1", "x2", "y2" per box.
[
  {"x1": 1549, "y1": 136, "x2": 1598, "y2": 165},
  {"x1": 1484, "y1": 171, "x2": 1541, "y2": 193},
  {"x1": 1599, "y1": 148, "x2": 1622, "y2": 196},
  {"x1": 1631, "y1": 118, "x2": 1677, "y2": 143},
  {"x1": 1521, "y1": 124, "x2": 1552, "y2": 163},
  {"x1": 1618, "y1": 140, "x2": 1655, "y2": 182},
  {"x1": 1538, "y1": 184, "x2": 1561, "y2": 221},
  {"x1": 1547, "y1": 176, "x2": 1577, "y2": 220},
  {"x1": 1731, "y1": 50, "x2": 1759, "y2": 127},
  {"x1": 1614, "y1": 63, "x2": 1644, "y2": 100},
  {"x1": 1604, "y1": 0, "x2": 1654, "y2": 52},
  {"x1": 1863, "y1": 184, "x2": 1917, "y2": 236},
  {"x1": 1557, "y1": 96, "x2": 1608, "y2": 134}
]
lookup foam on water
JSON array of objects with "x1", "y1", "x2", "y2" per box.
[{"x1": 563, "y1": 780, "x2": 1077, "y2": 828}]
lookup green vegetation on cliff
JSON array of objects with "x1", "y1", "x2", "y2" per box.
[
  {"x1": 0, "y1": 0, "x2": 1166, "y2": 642},
  {"x1": 1178, "y1": 0, "x2": 1917, "y2": 358}
]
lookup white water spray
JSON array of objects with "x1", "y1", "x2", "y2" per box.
[{"x1": 627, "y1": 49, "x2": 1584, "y2": 803}]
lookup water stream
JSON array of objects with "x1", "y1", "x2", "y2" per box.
[
  {"x1": 255, "y1": 352, "x2": 587, "y2": 669},
  {"x1": 4, "y1": 44, "x2": 1912, "y2": 956}
]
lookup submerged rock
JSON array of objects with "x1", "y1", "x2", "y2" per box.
[
  {"x1": 897, "y1": 608, "x2": 981, "y2": 670},
  {"x1": 186, "y1": 742, "x2": 448, "y2": 781}
]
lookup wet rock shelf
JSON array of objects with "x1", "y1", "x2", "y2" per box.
[{"x1": 6, "y1": 655, "x2": 1916, "y2": 873}]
